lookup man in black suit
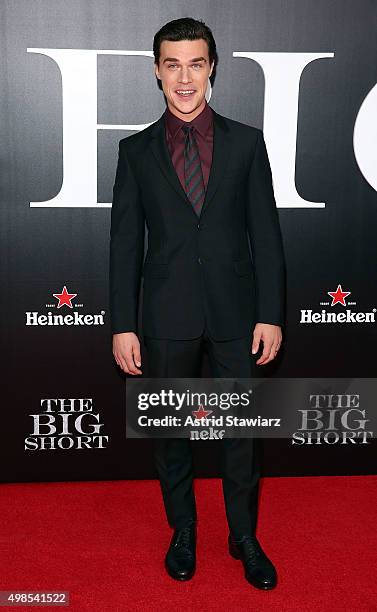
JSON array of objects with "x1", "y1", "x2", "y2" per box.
[{"x1": 109, "y1": 17, "x2": 286, "y2": 589}]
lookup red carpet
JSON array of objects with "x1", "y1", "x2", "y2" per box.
[{"x1": 0, "y1": 476, "x2": 376, "y2": 611}]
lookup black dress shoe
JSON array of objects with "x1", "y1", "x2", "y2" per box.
[
  {"x1": 165, "y1": 521, "x2": 196, "y2": 581},
  {"x1": 228, "y1": 533, "x2": 277, "y2": 590}
]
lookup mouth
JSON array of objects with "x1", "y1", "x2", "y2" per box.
[{"x1": 175, "y1": 89, "x2": 196, "y2": 100}]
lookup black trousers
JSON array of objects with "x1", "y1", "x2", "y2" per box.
[{"x1": 144, "y1": 326, "x2": 261, "y2": 539}]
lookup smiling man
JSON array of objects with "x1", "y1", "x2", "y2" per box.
[{"x1": 109, "y1": 17, "x2": 286, "y2": 589}]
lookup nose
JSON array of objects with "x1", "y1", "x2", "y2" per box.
[{"x1": 179, "y1": 66, "x2": 192, "y2": 83}]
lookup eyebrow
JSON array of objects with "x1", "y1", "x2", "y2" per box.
[{"x1": 162, "y1": 57, "x2": 207, "y2": 64}]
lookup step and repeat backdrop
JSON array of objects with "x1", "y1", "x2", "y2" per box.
[{"x1": 1, "y1": 0, "x2": 376, "y2": 482}]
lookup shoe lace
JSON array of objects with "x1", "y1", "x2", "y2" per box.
[
  {"x1": 174, "y1": 526, "x2": 194, "y2": 557},
  {"x1": 240, "y1": 536, "x2": 262, "y2": 566}
]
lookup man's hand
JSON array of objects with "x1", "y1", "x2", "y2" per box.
[
  {"x1": 113, "y1": 332, "x2": 142, "y2": 375},
  {"x1": 252, "y1": 323, "x2": 282, "y2": 365}
]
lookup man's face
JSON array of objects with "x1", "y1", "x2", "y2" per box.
[{"x1": 155, "y1": 39, "x2": 214, "y2": 121}]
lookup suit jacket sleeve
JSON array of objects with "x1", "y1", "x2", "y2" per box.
[
  {"x1": 109, "y1": 140, "x2": 145, "y2": 334},
  {"x1": 246, "y1": 129, "x2": 286, "y2": 327}
]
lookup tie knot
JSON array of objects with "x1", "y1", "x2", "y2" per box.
[{"x1": 182, "y1": 124, "x2": 193, "y2": 135}]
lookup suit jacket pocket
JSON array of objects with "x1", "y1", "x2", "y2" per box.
[
  {"x1": 234, "y1": 258, "x2": 253, "y2": 277},
  {"x1": 222, "y1": 170, "x2": 243, "y2": 181},
  {"x1": 143, "y1": 262, "x2": 169, "y2": 278}
]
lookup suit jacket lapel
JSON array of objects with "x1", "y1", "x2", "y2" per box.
[{"x1": 149, "y1": 107, "x2": 231, "y2": 218}]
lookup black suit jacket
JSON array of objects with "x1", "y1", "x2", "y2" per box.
[{"x1": 109, "y1": 108, "x2": 286, "y2": 340}]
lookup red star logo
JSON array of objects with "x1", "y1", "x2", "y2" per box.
[
  {"x1": 192, "y1": 405, "x2": 213, "y2": 420},
  {"x1": 52, "y1": 286, "x2": 77, "y2": 309},
  {"x1": 327, "y1": 284, "x2": 351, "y2": 307}
]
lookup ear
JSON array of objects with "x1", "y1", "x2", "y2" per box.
[
  {"x1": 209, "y1": 61, "x2": 214, "y2": 78},
  {"x1": 154, "y1": 63, "x2": 160, "y2": 80}
]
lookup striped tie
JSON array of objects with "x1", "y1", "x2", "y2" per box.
[{"x1": 182, "y1": 125, "x2": 205, "y2": 216}]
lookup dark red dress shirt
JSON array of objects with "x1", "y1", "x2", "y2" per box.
[{"x1": 164, "y1": 100, "x2": 214, "y2": 193}]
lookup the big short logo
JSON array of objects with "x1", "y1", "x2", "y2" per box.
[
  {"x1": 25, "y1": 398, "x2": 109, "y2": 450},
  {"x1": 292, "y1": 393, "x2": 373, "y2": 444},
  {"x1": 300, "y1": 284, "x2": 376, "y2": 324},
  {"x1": 25, "y1": 285, "x2": 105, "y2": 326}
]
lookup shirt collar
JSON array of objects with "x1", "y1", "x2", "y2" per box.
[{"x1": 164, "y1": 100, "x2": 213, "y2": 141}]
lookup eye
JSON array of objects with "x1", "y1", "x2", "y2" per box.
[
  {"x1": 168, "y1": 64, "x2": 178, "y2": 68},
  {"x1": 192, "y1": 64, "x2": 203, "y2": 69}
]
